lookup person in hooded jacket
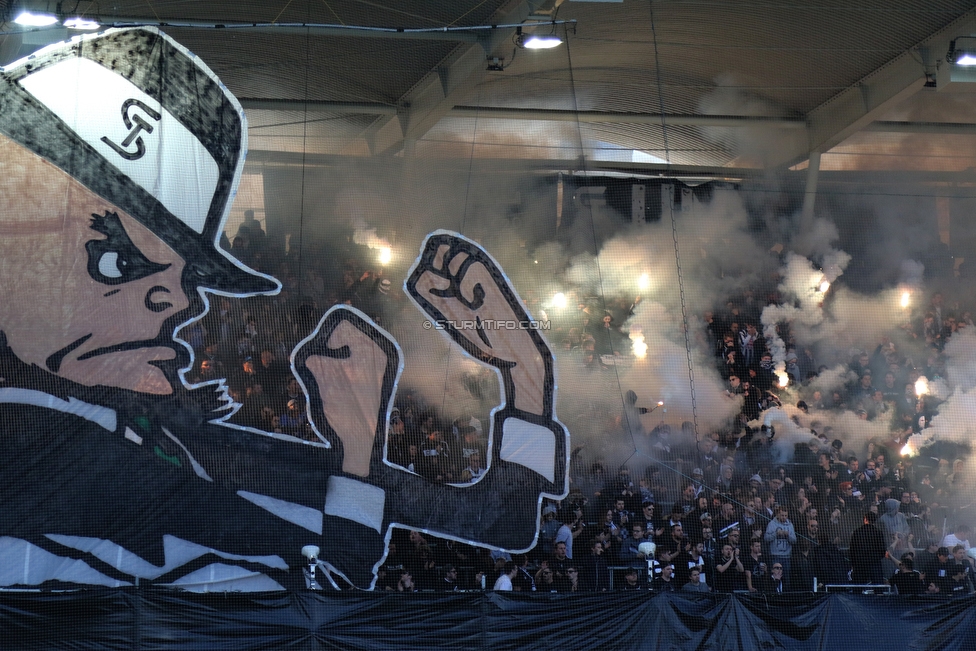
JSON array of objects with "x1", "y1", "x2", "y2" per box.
[{"x1": 878, "y1": 497, "x2": 911, "y2": 544}]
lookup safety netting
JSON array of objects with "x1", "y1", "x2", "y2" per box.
[{"x1": 2, "y1": 3, "x2": 976, "y2": 646}]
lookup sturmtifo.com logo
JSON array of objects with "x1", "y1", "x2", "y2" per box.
[{"x1": 422, "y1": 319, "x2": 551, "y2": 331}]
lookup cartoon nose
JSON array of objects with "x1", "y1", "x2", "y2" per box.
[{"x1": 144, "y1": 285, "x2": 175, "y2": 313}]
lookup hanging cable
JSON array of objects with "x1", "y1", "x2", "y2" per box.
[
  {"x1": 295, "y1": 12, "x2": 311, "y2": 307},
  {"x1": 561, "y1": 27, "x2": 642, "y2": 464},
  {"x1": 648, "y1": 3, "x2": 703, "y2": 462}
]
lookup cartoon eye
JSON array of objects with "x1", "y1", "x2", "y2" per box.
[
  {"x1": 85, "y1": 211, "x2": 171, "y2": 285},
  {"x1": 97, "y1": 251, "x2": 125, "y2": 279}
]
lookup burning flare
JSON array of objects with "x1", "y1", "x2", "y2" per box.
[
  {"x1": 629, "y1": 326, "x2": 647, "y2": 359},
  {"x1": 915, "y1": 376, "x2": 929, "y2": 397},
  {"x1": 901, "y1": 434, "x2": 924, "y2": 457}
]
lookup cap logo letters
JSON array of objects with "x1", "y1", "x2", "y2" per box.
[{"x1": 101, "y1": 98, "x2": 161, "y2": 161}]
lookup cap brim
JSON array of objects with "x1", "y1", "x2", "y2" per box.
[{"x1": 185, "y1": 242, "x2": 281, "y2": 295}]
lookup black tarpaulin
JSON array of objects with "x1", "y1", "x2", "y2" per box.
[{"x1": 4, "y1": 591, "x2": 976, "y2": 651}]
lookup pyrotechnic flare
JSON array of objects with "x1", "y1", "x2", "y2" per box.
[
  {"x1": 629, "y1": 326, "x2": 647, "y2": 359},
  {"x1": 916, "y1": 377, "x2": 929, "y2": 397},
  {"x1": 901, "y1": 434, "x2": 925, "y2": 457}
]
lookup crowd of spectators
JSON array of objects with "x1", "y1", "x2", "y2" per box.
[
  {"x1": 510, "y1": 287, "x2": 976, "y2": 595},
  {"x1": 208, "y1": 216, "x2": 974, "y2": 594}
]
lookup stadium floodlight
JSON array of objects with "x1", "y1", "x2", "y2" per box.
[
  {"x1": 947, "y1": 37, "x2": 976, "y2": 66},
  {"x1": 522, "y1": 34, "x2": 562, "y2": 49},
  {"x1": 516, "y1": 25, "x2": 562, "y2": 50},
  {"x1": 64, "y1": 17, "x2": 101, "y2": 30},
  {"x1": 14, "y1": 10, "x2": 59, "y2": 27}
]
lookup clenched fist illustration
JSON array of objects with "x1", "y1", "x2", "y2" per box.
[{"x1": 292, "y1": 231, "x2": 568, "y2": 589}]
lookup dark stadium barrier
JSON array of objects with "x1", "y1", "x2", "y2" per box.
[{"x1": 3, "y1": 590, "x2": 976, "y2": 650}]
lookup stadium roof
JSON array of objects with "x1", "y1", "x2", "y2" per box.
[{"x1": 4, "y1": 0, "x2": 976, "y2": 178}]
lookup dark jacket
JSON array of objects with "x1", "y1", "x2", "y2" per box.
[
  {"x1": 849, "y1": 523, "x2": 886, "y2": 582},
  {"x1": 580, "y1": 552, "x2": 611, "y2": 591}
]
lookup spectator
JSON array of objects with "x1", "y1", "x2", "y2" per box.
[
  {"x1": 620, "y1": 567, "x2": 644, "y2": 590},
  {"x1": 915, "y1": 539, "x2": 941, "y2": 576},
  {"x1": 952, "y1": 545, "x2": 975, "y2": 590},
  {"x1": 724, "y1": 526, "x2": 743, "y2": 553},
  {"x1": 660, "y1": 523, "x2": 686, "y2": 562},
  {"x1": 922, "y1": 547, "x2": 955, "y2": 592},
  {"x1": 682, "y1": 567, "x2": 711, "y2": 593},
  {"x1": 942, "y1": 524, "x2": 972, "y2": 550},
  {"x1": 459, "y1": 451, "x2": 486, "y2": 483},
  {"x1": 557, "y1": 566, "x2": 583, "y2": 593},
  {"x1": 948, "y1": 564, "x2": 972, "y2": 596},
  {"x1": 651, "y1": 563, "x2": 678, "y2": 592},
  {"x1": 534, "y1": 566, "x2": 558, "y2": 592},
  {"x1": 672, "y1": 537, "x2": 703, "y2": 587},
  {"x1": 438, "y1": 565, "x2": 460, "y2": 591},
  {"x1": 580, "y1": 538, "x2": 611, "y2": 592},
  {"x1": 512, "y1": 555, "x2": 535, "y2": 592},
  {"x1": 849, "y1": 511, "x2": 886, "y2": 584},
  {"x1": 555, "y1": 512, "x2": 577, "y2": 560},
  {"x1": 745, "y1": 540, "x2": 767, "y2": 593},
  {"x1": 764, "y1": 507, "x2": 796, "y2": 588},
  {"x1": 493, "y1": 561, "x2": 517, "y2": 591},
  {"x1": 550, "y1": 542, "x2": 571, "y2": 579},
  {"x1": 791, "y1": 540, "x2": 817, "y2": 592},
  {"x1": 766, "y1": 562, "x2": 786, "y2": 594},
  {"x1": 619, "y1": 522, "x2": 650, "y2": 566},
  {"x1": 713, "y1": 543, "x2": 745, "y2": 593},
  {"x1": 890, "y1": 556, "x2": 924, "y2": 595},
  {"x1": 537, "y1": 505, "x2": 561, "y2": 559},
  {"x1": 641, "y1": 500, "x2": 664, "y2": 540},
  {"x1": 878, "y1": 498, "x2": 911, "y2": 543},
  {"x1": 396, "y1": 570, "x2": 419, "y2": 593},
  {"x1": 884, "y1": 529, "x2": 916, "y2": 580},
  {"x1": 713, "y1": 501, "x2": 738, "y2": 534}
]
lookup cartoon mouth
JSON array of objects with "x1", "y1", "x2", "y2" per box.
[
  {"x1": 76, "y1": 338, "x2": 177, "y2": 362},
  {"x1": 46, "y1": 334, "x2": 93, "y2": 373},
  {"x1": 45, "y1": 335, "x2": 179, "y2": 374}
]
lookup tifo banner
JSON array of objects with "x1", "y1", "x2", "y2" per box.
[{"x1": 0, "y1": 27, "x2": 568, "y2": 591}]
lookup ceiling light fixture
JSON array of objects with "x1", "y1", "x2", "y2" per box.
[
  {"x1": 515, "y1": 25, "x2": 562, "y2": 50},
  {"x1": 13, "y1": 10, "x2": 59, "y2": 27},
  {"x1": 947, "y1": 37, "x2": 976, "y2": 66},
  {"x1": 63, "y1": 17, "x2": 101, "y2": 30},
  {"x1": 523, "y1": 34, "x2": 562, "y2": 49}
]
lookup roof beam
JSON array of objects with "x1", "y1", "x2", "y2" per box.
[
  {"x1": 238, "y1": 100, "x2": 976, "y2": 138},
  {"x1": 773, "y1": 8, "x2": 976, "y2": 168},
  {"x1": 246, "y1": 150, "x2": 976, "y2": 185},
  {"x1": 342, "y1": 0, "x2": 551, "y2": 156},
  {"x1": 240, "y1": 99, "x2": 396, "y2": 115},
  {"x1": 12, "y1": 19, "x2": 484, "y2": 42},
  {"x1": 448, "y1": 107, "x2": 806, "y2": 128}
]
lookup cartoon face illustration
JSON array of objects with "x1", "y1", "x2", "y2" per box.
[
  {"x1": 0, "y1": 27, "x2": 569, "y2": 597},
  {"x1": 0, "y1": 134, "x2": 189, "y2": 394}
]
